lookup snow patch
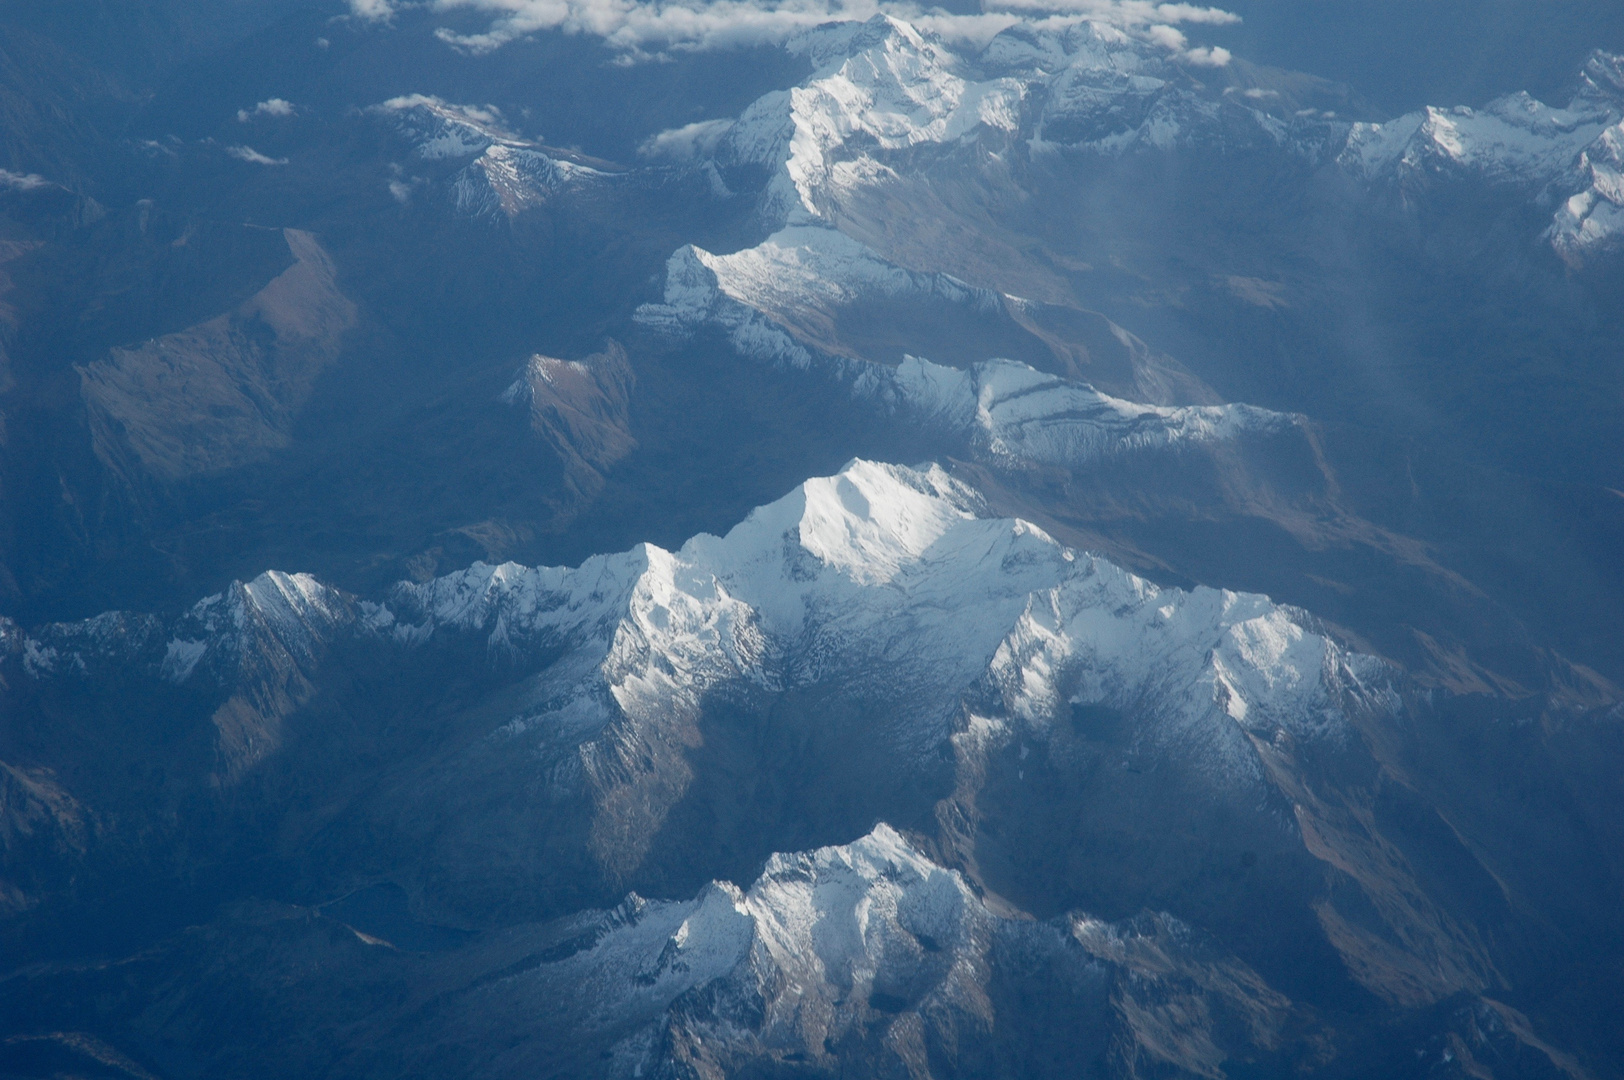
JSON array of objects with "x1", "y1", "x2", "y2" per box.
[
  {"x1": 237, "y1": 98, "x2": 295, "y2": 122},
  {"x1": 161, "y1": 638, "x2": 209, "y2": 683},
  {"x1": 226, "y1": 146, "x2": 288, "y2": 166}
]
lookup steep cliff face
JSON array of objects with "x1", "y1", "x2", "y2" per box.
[{"x1": 501, "y1": 341, "x2": 638, "y2": 501}]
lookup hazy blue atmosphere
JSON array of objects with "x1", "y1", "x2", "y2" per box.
[{"x1": 1, "y1": 2, "x2": 1622, "y2": 1077}]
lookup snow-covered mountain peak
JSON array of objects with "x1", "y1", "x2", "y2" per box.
[
  {"x1": 977, "y1": 18, "x2": 1143, "y2": 77},
  {"x1": 592, "y1": 825, "x2": 979, "y2": 1011},
  {"x1": 472, "y1": 817, "x2": 1309, "y2": 1078},
  {"x1": 689, "y1": 459, "x2": 985, "y2": 593},
  {"x1": 718, "y1": 16, "x2": 1025, "y2": 222},
  {"x1": 372, "y1": 94, "x2": 518, "y2": 159},
  {"x1": 793, "y1": 462, "x2": 978, "y2": 580},
  {"x1": 742, "y1": 823, "x2": 979, "y2": 983},
  {"x1": 692, "y1": 11, "x2": 1315, "y2": 228},
  {"x1": 1577, "y1": 49, "x2": 1624, "y2": 107},
  {"x1": 877, "y1": 353, "x2": 1295, "y2": 467},
  {"x1": 383, "y1": 457, "x2": 1384, "y2": 799},
  {"x1": 1339, "y1": 52, "x2": 1624, "y2": 261},
  {"x1": 787, "y1": 13, "x2": 936, "y2": 75},
  {"x1": 391, "y1": 548, "x2": 650, "y2": 655},
  {"x1": 1340, "y1": 98, "x2": 1616, "y2": 183},
  {"x1": 161, "y1": 570, "x2": 354, "y2": 684},
  {"x1": 370, "y1": 94, "x2": 608, "y2": 217},
  {"x1": 452, "y1": 144, "x2": 606, "y2": 218},
  {"x1": 634, "y1": 224, "x2": 996, "y2": 355},
  {"x1": 489, "y1": 823, "x2": 988, "y2": 1072},
  {"x1": 636, "y1": 226, "x2": 1294, "y2": 472},
  {"x1": 11, "y1": 454, "x2": 1387, "y2": 804},
  {"x1": 11, "y1": 569, "x2": 357, "y2": 783},
  {"x1": 11, "y1": 571, "x2": 350, "y2": 687},
  {"x1": 395, "y1": 460, "x2": 989, "y2": 650},
  {"x1": 755, "y1": 821, "x2": 936, "y2": 887},
  {"x1": 219, "y1": 570, "x2": 344, "y2": 634}
]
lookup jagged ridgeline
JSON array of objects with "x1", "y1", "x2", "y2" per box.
[{"x1": 4, "y1": 460, "x2": 1621, "y2": 1076}]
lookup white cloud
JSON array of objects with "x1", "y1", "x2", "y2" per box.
[
  {"x1": 0, "y1": 169, "x2": 49, "y2": 190},
  {"x1": 1124, "y1": 19, "x2": 1228, "y2": 64},
  {"x1": 237, "y1": 98, "x2": 296, "y2": 122},
  {"x1": 226, "y1": 145, "x2": 289, "y2": 165},
  {"x1": 1182, "y1": 43, "x2": 1229, "y2": 65},
  {"x1": 429, "y1": 0, "x2": 885, "y2": 55},
  {"x1": 1145, "y1": 2, "x2": 1237, "y2": 23},
  {"x1": 347, "y1": 0, "x2": 1238, "y2": 58},
  {"x1": 1143, "y1": 22, "x2": 1185, "y2": 50},
  {"x1": 979, "y1": 0, "x2": 1235, "y2": 22},
  {"x1": 375, "y1": 93, "x2": 505, "y2": 127},
  {"x1": 639, "y1": 118, "x2": 735, "y2": 159}
]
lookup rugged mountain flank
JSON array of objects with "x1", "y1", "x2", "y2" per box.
[{"x1": 79, "y1": 228, "x2": 356, "y2": 483}]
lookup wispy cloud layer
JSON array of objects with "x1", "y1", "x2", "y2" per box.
[
  {"x1": 639, "y1": 118, "x2": 735, "y2": 159},
  {"x1": 237, "y1": 98, "x2": 296, "y2": 122},
  {"x1": 0, "y1": 169, "x2": 50, "y2": 191},
  {"x1": 226, "y1": 145, "x2": 290, "y2": 165},
  {"x1": 376, "y1": 94, "x2": 504, "y2": 127},
  {"x1": 350, "y1": 0, "x2": 1237, "y2": 62}
]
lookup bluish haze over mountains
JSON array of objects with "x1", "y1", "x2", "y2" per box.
[{"x1": 1, "y1": 2, "x2": 1622, "y2": 1078}]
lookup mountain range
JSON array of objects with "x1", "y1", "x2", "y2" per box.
[{"x1": 1, "y1": 2, "x2": 1622, "y2": 1077}]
